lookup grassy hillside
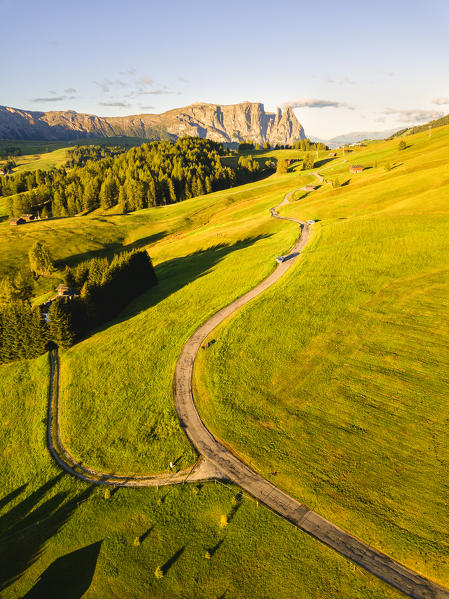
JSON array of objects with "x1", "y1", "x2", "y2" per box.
[
  {"x1": 0, "y1": 136, "x2": 147, "y2": 174},
  {"x1": 194, "y1": 125, "x2": 449, "y2": 586},
  {"x1": 390, "y1": 112, "x2": 449, "y2": 137},
  {"x1": 0, "y1": 156, "x2": 402, "y2": 596}
]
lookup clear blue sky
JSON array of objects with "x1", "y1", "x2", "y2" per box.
[{"x1": 2, "y1": 0, "x2": 448, "y2": 138}]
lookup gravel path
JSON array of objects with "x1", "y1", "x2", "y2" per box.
[{"x1": 46, "y1": 185, "x2": 449, "y2": 598}]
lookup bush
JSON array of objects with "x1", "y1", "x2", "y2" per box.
[
  {"x1": 154, "y1": 566, "x2": 164, "y2": 579},
  {"x1": 398, "y1": 140, "x2": 407, "y2": 151}
]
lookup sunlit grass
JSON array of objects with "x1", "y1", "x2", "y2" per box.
[{"x1": 194, "y1": 125, "x2": 449, "y2": 585}]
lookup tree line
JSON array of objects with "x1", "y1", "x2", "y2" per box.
[
  {"x1": 1, "y1": 137, "x2": 265, "y2": 218},
  {"x1": 0, "y1": 249, "x2": 157, "y2": 364}
]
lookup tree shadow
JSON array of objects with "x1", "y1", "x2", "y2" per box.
[
  {"x1": 23, "y1": 541, "x2": 102, "y2": 599},
  {"x1": 57, "y1": 230, "x2": 167, "y2": 269},
  {"x1": 227, "y1": 494, "x2": 243, "y2": 524},
  {"x1": 0, "y1": 483, "x2": 27, "y2": 512},
  {"x1": 0, "y1": 475, "x2": 96, "y2": 592},
  {"x1": 92, "y1": 234, "x2": 272, "y2": 335},
  {"x1": 314, "y1": 158, "x2": 334, "y2": 168},
  {"x1": 139, "y1": 526, "x2": 154, "y2": 544},
  {"x1": 208, "y1": 538, "x2": 224, "y2": 558},
  {"x1": 162, "y1": 545, "x2": 186, "y2": 576}
]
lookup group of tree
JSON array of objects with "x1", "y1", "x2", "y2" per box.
[
  {"x1": 64, "y1": 145, "x2": 127, "y2": 168},
  {"x1": 1, "y1": 137, "x2": 266, "y2": 219},
  {"x1": 0, "y1": 248, "x2": 157, "y2": 364},
  {"x1": 302, "y1": 154, "x2": 315, "y2": 170},
  {"x1": 0, "y1": 146, "x2": 21, "y2": 159},
  {"x1": 1, "y1": 160, "x2": 16, "y2": 174}
]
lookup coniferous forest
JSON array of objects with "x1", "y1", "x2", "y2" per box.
[
  {"x1": 1, "y1": 138, "x2": 266, "y2": 218},
  {"x1": 0, "y1": 249, "x2": 157, "y2": 364}
]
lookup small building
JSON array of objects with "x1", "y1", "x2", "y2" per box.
[
  {"x1": 328, "y1": 152, "x2": 337, "y2": 157},
  {"x1": 56, "y1": 284, "x2": 78, "y2": 299},
  {"x1": 349, "y1": 165, "x2": 364, "y2": 174},
  {"x1": 304, "y1": 185, "x2": 316, "y2": 192},
  {"x1": 9, "y1": 217, "x2": 26, "y2": 226},
  {"x1": 285, "y1": 159, "x2": 297, "y2": 166},
  {"x1": 21, "y1": 214, "x2": 34, "y2": 222}
]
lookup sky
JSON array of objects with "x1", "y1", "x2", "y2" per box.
[{"x1": 1, "y1": 0, "x2": 449, "y2": 139}]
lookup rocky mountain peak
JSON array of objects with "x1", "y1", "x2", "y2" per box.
[{"x1": 0, "y1": 102, "x2": 305, "y2": 144}]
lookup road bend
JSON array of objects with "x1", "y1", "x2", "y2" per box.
[{"x1": 173, "y1": 189, "x2": 449, "y2": 599}]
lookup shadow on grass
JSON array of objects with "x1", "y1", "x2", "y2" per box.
[
  {"x1": 314, "y1": 158, "x2": 334, "y2": 169},
  {"x1": 23, "y1": 541, "x2": 102, "y2": 599},
  {"x1": 162, "y1": 545, "x2": 186, "y2": 575},
  {"x1": 58, "y1": 230, "x2": 167, "y2": 269},
  {"x1": 0, "y1": 474, "x2": 96, "y2": 592},
  {"x1": 208, "y1": 538, "x2": 224, "y2": 558},
  {"x1": 92, "y1": 234, "x2": 272, "y2": 335}
]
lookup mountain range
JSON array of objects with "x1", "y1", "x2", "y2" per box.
[{"x1": 0, "y1": 102, "x2": 305, "y2": 145}]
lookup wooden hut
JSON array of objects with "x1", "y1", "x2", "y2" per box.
[{"x1": 349, "y1": 165, "x2": 364, "y2": 174}]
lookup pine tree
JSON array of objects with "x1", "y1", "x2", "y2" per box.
[
  {"x1": 29, "y1": 241, "x2": 54, "y2": 277},
  {"x1": 49, "y1": 300, "x2": 75, "y2": 348}
]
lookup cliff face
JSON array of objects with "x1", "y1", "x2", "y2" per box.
[{"x1": 0, "y1": 102, "x2": 305, "y2": 144}]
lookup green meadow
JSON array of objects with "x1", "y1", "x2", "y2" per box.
[
  {"x1": 194, "y1": 126, "x2": 449, "y2": 586},
  {"x1": 0, "y1": 156, "x2": 403, "y2": 596}
]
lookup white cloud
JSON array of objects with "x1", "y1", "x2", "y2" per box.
[
  {"x1": 382, "y1": 108, "x2": 444, "y2": 123},
  {"x1": 99, "y1": 101, "x2": 131, "y2": 108},
  {"x1": 433, "y1": 97, "x2": 449, "y2": 105},
  {"x1": 32, "y1": 96, "x2": 67, "y2": 103},
  {"x1": 282, "y1": 98, "x2": 355, "y2": 110}
]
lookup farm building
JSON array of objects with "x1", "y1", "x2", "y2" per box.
[
  {"x1": 304, "y1": 185, "x2": 316, "y2": 192},
  {"x1": 9, "y1": 217, "x2": 26, "y2": 226},
  {"x1": 21, "y1": 214, "x2": 35, "y2": 222},
  {"x1": 328, "y1": 152, "x2": 337, "y2": 157},
  {"x1": 56, "y1": 284, "x2": 79, "y2": 299},
  {"x1": 349, "y1": 165, "x2": 364, "y2": 174}
]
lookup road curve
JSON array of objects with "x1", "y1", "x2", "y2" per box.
[
  {"x1": 173, "y1": 189, "x2": 449, "y2": 599},
  {"x1": 45, "y1": 184, "x2": 449, "y2": 598}
]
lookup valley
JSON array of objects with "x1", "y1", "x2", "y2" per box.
[{"x1": 0, "y1": 123, "x2": 448, "y2": 598}]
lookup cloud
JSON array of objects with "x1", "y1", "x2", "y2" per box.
[
  {"x1": 137, "y1": 76, "x2": 152, "y2": 86},
  {"x1": 324, "y1": 75, "x2": 355, "y2": 85},
  {"x1": 139, "y1": 105, "x2": 155, "y2": 110},
  {"x1": 64, "y1": 87, "x2": 77, "y2": 94},
  {"x1": 433, "y1": 97, "x2": 449, "y2": 105},
  {"x1": 48, "y1": 90, "x2": 57, "y2": 95},
  {"x1": 94, "y1": 79, "x2": 126, "y2": 93},
  {"x1": 381, "y1": 108, "x2": 445, "y2": 123},
  {"x1": 282, "y1": 98, "x2": 355, "y2": 110},
  {"x1": 31, "y1": 96, "x2": 67, "y2": 103},
  {"x1": 99, "y1": 101, "x2": 131, "y2": 107}
]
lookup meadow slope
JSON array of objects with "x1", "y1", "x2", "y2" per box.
[
  {"x1": 195, "y1": 126, "x2": 449, "y2": 586},
  {"x1": 0, "y1": 157, "x2": 403, "y2": 596}
]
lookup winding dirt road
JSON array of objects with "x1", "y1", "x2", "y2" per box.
[{"x1": 47, "y1": 184, "x2": 449, "y2": 598}]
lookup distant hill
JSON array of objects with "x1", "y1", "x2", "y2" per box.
[
  {"x1": 389, "y1": 113, "x2": 449, "y2": 138},
  {"x1": 310, "y1": 128, "x2": 400, "y2": 148},
  {"x1": 0, "y1": 102, "x2": 305, "y2": 145}
]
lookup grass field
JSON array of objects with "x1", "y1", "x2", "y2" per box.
[
  {"x1": 0, "y1": 136, "x2": 148, "y2": 175},
  {"x1": 0, "y1": 156, "x2": 403, "y2": 596},
  {"x1": 194, "y1": 125, "x2": 449, "y2": 586}
]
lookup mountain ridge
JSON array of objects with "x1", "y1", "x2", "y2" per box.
[{"x1": 0, "y1": 102, "x2": 305, "y2": 145}]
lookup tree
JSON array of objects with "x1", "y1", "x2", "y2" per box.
[
  {"x1": 276, "y1": 159, "x2": 288, "y2": 175},
  {"x1": 29, "y1": 241, "x2": 54, "y2": 277},
  {"x1": 398, "y1": 140, "x2": 407, "y2": 151},
  {"x1": 49, "y1": 300, "x2": 75, "y2": 348}
]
